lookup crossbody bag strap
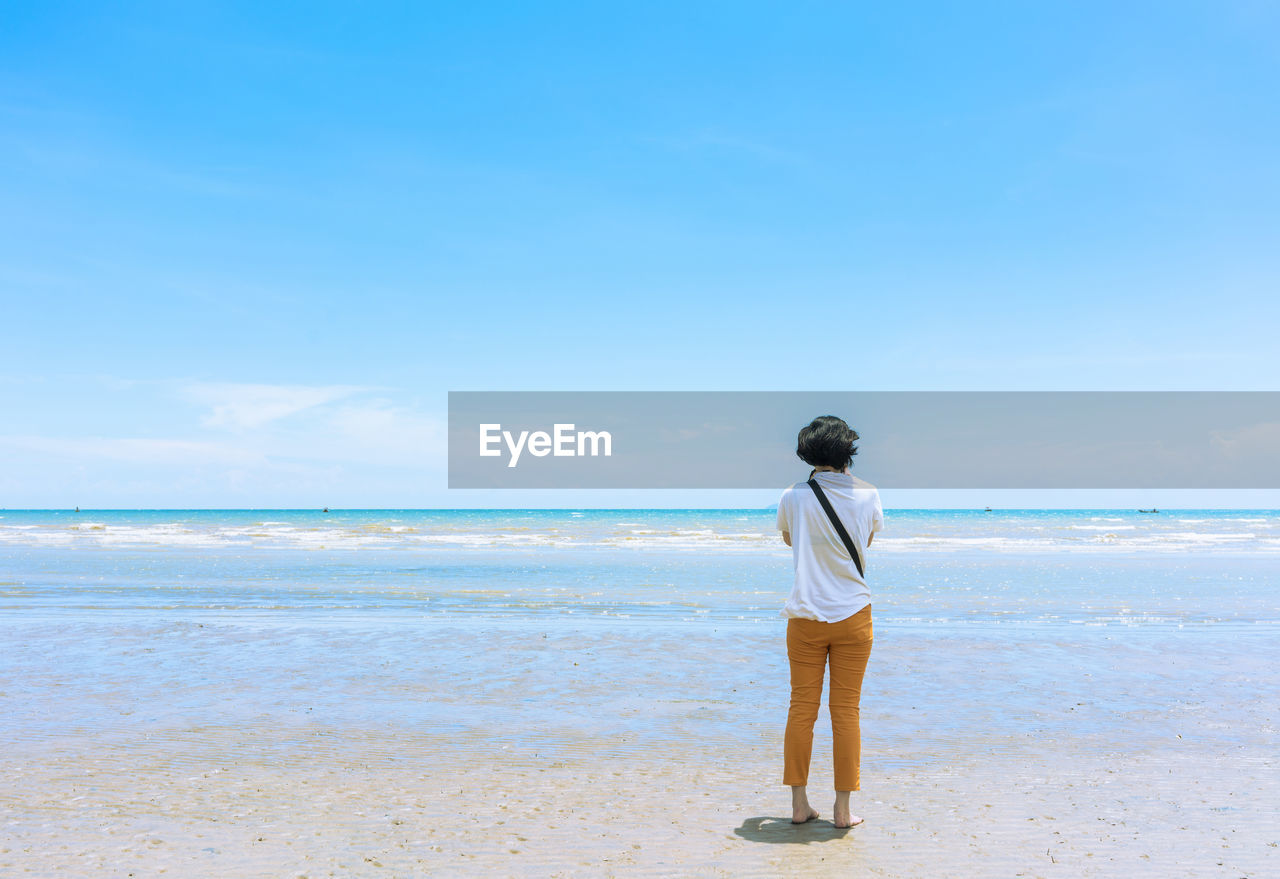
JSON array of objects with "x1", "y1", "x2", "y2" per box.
[{"x1": 807, "y1": 477, "x2": 865, "y2": 578}]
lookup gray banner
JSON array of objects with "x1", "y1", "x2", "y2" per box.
[{"x1": 447, "y1": 392, "x2": 1280, "y2": 489}]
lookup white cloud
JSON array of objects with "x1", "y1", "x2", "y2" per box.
[
  {"x1": 183, "y1": 382, "x2": 366, "y2": 430},
  {"x1": 1210, "y1": 421, "x2": 1280, "y2": 458},
  {"x1": 325, "y1": 401, "x2": 446, "y2": 463},
  {"x1": 0, "y1": 380, "x2": 449, "y2": 505},
  {"x1": 0, "y1": 434, "x2": 264, "y2": 466}
]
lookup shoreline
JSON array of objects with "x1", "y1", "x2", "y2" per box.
[{"x1": 3, "y1": 615, "x2": 1276, "y2": 876}]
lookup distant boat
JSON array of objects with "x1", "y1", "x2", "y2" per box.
[
  {"x1": 983, "y1": 506, "x2": 992, "y2": 512},
  {"x1": 1138, "y1": 508, "x2": 1160, "y2": 513}
]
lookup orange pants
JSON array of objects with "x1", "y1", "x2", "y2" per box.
[{"x1": 783, "y1": 604, "x2": 873, "y2": 791}]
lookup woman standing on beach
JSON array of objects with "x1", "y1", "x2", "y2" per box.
[{"x1": 776, "y1": 415, "x2": 883, "y2": 829}]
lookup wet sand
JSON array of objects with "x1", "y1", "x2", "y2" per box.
[{"x1": 3, "y1": 615, "x2": 1275, "y2": 877}]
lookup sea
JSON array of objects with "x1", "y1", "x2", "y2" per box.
[
  {"x1": 2, "y1": 508, "x2": 1277, "y2": 876},
  {"x1": 2, "y1": 508, "x2": 1278, "y2": 627}
]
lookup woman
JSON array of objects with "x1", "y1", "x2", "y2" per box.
[{"x1": 776, "y1": 415, "x2": 883, "y2": 829}]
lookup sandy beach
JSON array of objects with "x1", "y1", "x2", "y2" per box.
[{"x1": 4, "y1": 616, "x2": 1276, "y2": 877}]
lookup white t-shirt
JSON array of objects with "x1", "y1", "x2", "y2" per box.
[{"x1": 776, "y1": 470, "x2": 884, "y2": 622}]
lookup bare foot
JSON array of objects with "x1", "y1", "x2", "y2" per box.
[
  {"x1": 791, "y1": 806, "x2": 819, "y2": 824},
  {"x1": 832, "y1": 800, "x2": 863, "y2": 828}
]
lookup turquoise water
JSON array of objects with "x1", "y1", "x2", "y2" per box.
[
  {"x1": 4, "y1": 509, "x2": 1278, "y2": 755},
  {"x1": 2, "y1": 508, "x2": 1278, "y2": 627},
  {"x1": 4, "y1": 507, "x2": 1279, "y2": 553}
]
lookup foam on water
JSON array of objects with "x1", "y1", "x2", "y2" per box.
[{"x1": 0, "y1": 509, "x2": 1277, "y2": 553}]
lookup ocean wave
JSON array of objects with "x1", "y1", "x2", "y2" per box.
[{"x1": 1, "y1": 513, "x2": 1278, "y2": 554}]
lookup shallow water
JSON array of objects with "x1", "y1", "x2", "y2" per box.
[{"x1": 1, "y1": 509, "x2": 1277, "y2": 876}]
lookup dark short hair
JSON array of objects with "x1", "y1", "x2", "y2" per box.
[{"x1": 796, "y1": 415, "x2": 859, "y2": 470}]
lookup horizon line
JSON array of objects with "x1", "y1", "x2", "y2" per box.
[{"x1": 3, "y1": 507, "x2": 1276, "y2": 513}]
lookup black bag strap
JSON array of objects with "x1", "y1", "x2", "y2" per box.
[{"x1": 807, "y1": 476, "x2": 865, "y2": 578}]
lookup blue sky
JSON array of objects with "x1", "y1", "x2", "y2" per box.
[{"x1": 2, "y1": 1, "x2": 1278, "y2": 507}]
